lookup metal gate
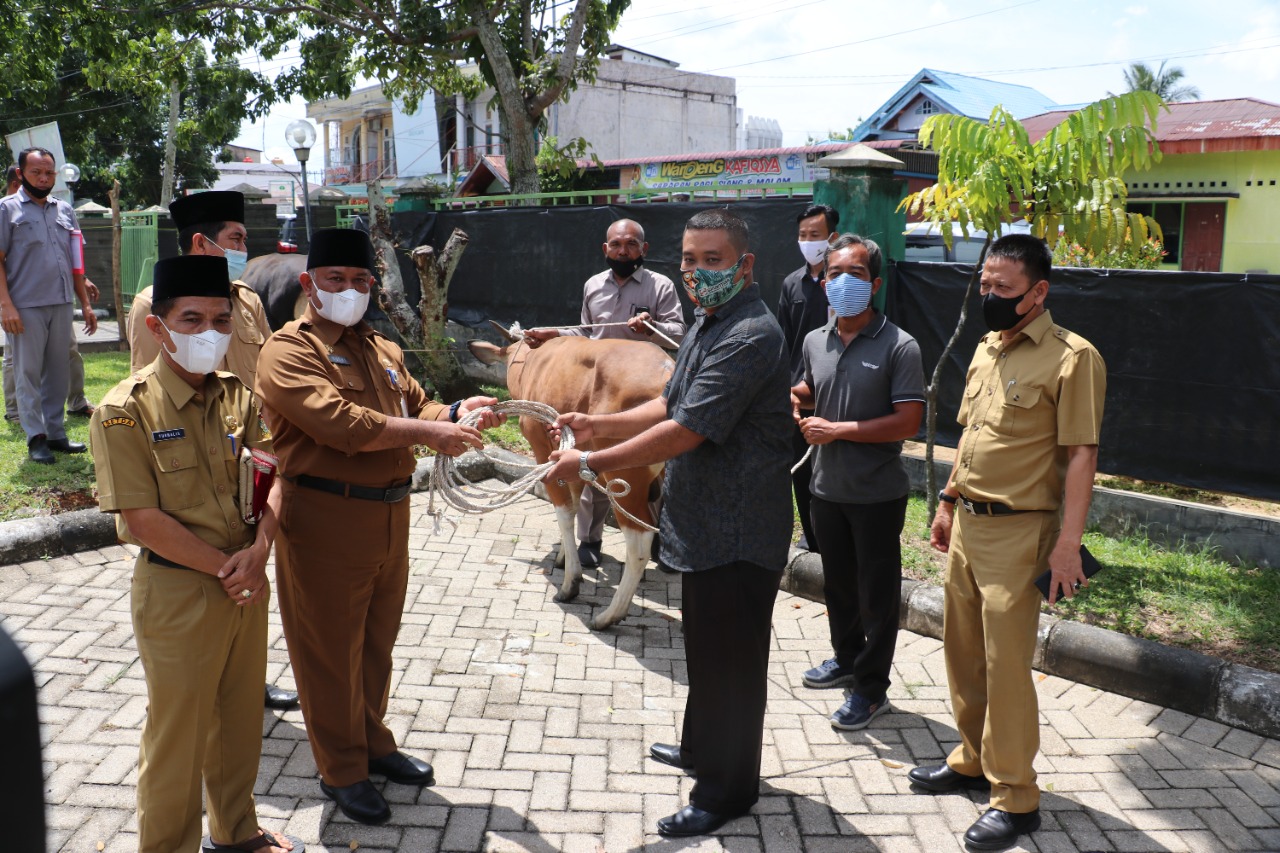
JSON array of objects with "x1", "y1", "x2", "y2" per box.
[{"x1": 119, "y1": 211, "x2": 159, "y2": 315}]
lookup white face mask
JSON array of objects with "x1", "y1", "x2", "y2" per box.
[
  {"x1": 312, "y1": 285, "x2": 370, "y2": 326},
  {"x1": 798, "y1": 240, "x2": 828, "y2": 266},
  {"x1": 159, "y1": 320, "x2": 232, "y2": 375}
]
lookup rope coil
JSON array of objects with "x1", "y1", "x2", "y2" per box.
[{"x1": 427, "y1": 399, "x2": 659, "y2": 535}]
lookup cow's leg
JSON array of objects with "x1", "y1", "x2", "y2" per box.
[
  {"x1": 591, "y1": 526, "x2": 654, "y2": 630},
  {"x1": 553, "y1": 484, "x2": 584, "y2": 603}
]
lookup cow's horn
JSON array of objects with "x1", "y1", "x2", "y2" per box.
[{"x1": 488, "y1": 319, "x2": 521, "y2": 342}]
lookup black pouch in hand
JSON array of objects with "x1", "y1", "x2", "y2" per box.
[{"x1": 1035, "y1": 544, "x2": 1104, "y2": 601}]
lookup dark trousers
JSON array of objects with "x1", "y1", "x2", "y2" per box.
[
  {"x1": 810, "y1": 494, "x2": 907, "y2": 702},
  {"x1": 679, "y1": 561, "x2": 781, "y2": 814},
  {"x1": 791, "y1": 420, "x2": 819, "y2": 552}
]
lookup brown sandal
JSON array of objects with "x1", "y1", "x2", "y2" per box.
[{"x1": 201, "y1": 830, "x2": 305, "y2": 852}]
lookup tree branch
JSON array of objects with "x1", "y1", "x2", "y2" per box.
[{"x1": 525, "y1": 0, "x2": 593, "y2": 115}]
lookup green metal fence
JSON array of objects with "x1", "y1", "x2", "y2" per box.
[
  {"x1": 430, "y1": 183, "x2": 815, "y2": 211},
  {"x1": 119, "y1": 212, "x2": 159, "y2": 315},
  {"x1": 334, "y1": 203, "x2": 369, "y2": 228}
]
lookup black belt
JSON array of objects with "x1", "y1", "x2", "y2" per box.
[
  {"x1": 142, "y1": 549, "x2": 194, "y2": 571},
  {"x1": 958, "y1": 496, "x2": 1027, "y2": 516},
  {"x1": 290, "y1": 474, "x2": 413, "y2": 503}
]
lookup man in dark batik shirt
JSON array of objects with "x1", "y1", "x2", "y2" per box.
[{"x1": 544, "y1": 209, "x2": 792, "y2": 839}]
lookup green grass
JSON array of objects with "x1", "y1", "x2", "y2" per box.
[
  {"x1": 0, "y1": 351, "x2": 130, "y2": 520},
  {"x1": 874, "y1": 495, "x2": 1280, "y2": 672}
]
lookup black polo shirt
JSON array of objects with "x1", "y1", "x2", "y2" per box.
[{"x1": 661, "y1": 283, "x2": 793, "y2": 573}]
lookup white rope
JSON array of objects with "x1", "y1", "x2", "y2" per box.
[
  {"x1": 792, "y1": 444, "x2": 814, "y2": 475},
  {"x1": 524, "y1": 319, "x2": 681, "y2": 350},
  {"x1": 427, "y1": 399, "x2": 659, "y2": 535}
]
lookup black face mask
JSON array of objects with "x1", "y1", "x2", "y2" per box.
[
  {"x1": 982, "y1": 289, "x2": 1034, "y2": 332},
  {"x1": 20, "y1": 178, "x2": 51, "y2": 200},
  {"x1": 607, "y1": 256, "x2": 644, "y2": 279}
]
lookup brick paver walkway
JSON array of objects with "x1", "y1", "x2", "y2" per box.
[{"x1": 4, "y1": 484, "x2": 1279, "y2": 852}]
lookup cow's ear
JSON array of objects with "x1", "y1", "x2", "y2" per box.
[{"x1": 468, "y1": 340, "x2": 507, "y2": 365}]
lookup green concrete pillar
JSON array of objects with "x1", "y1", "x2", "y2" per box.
[{"x1": 813, "y1": 144, "x2": 907, "y2": 311}]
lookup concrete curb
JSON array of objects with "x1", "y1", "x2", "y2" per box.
[
  {"x1": 8, "y1": 453, "x2": 1278, "y2": 740},
  {"x1": 781, "y1": 548, "x2": 1280, "y2": 741}
]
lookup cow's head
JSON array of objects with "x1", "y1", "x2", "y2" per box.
[{"x1": 467, "y1": 319, "x2": 522, "y2": 365}]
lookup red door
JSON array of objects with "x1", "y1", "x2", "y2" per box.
[{"x1": 1181, "y1": 202, "x2": 1226, "y2": 272}]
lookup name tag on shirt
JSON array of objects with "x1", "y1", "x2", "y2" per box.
[
  {"x1": 328, "y1": 354, "x2": 352, "y2": 366},
  {"x1": 152, "y1": 428, "x2": 185, "y2": 442}
]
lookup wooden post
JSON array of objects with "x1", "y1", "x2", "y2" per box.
[{"x1": 109, "y1": 181, "x2": 125, "y2": 352}]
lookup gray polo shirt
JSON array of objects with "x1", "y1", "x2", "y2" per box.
[
  {"x1": 803, "y1": 312, "x2": 926, "y2": 504},
  {"x1": 661, "y1": 283, "x2": 793, "y2": 573},
  {"x1": 0, "y1": 188, "x2": 78, "y2": 307}
]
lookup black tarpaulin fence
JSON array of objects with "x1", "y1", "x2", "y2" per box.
[{"x1": 887, "y1": 261, "x2": 1280, "y2": 501}]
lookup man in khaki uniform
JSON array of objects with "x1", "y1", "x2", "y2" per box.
[
  {"x1": 129, "y1": 190, "x2": 298, "y2": 711},
  {"x1": 909, "y1": 235, "x2": 1106, "y2": 851},
  {"x1": 255, "y1": 228, "x2": 501, "y2": 826},
  {"x1": 129, "y1": 191, "x2": 272, "y2": 396},
  {"x1": 90, "y1": 255, "x2": 301, "y2": 853}
]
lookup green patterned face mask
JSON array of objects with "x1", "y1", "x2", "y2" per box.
[{"x1": 680, "y1": 255, "x2": 747, "y2": 308}]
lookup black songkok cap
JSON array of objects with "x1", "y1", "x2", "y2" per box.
[
  {"x1": 307, "y1": 227, "x2": 377, "y2": 271},
  {"x1": 152, "y1": 256, "x2": 232, "y2": 302},
  {"x1": 169, "y1": 191, "x2": 245, "y2": 231}
]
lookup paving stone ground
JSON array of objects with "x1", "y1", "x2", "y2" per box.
[{"x1": 4, "y1": 484, "x2": 1280, "y2": 853}]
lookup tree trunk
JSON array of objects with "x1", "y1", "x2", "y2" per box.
[
  {"x1": 924, "y1": 235, "x2": 991, "y2": 518},
  {"x1": 465, "y1": 0, "x2": 541, "y2": 197},
  {"x1": 365, "y1": 176, "x2": 472, "y2": 398},
  {"x1": 160, "y1": 77, "x2": 180, "y2": 207},
  {"x1": 109, "y1": 180, "x2": 125, "y2": 352}
]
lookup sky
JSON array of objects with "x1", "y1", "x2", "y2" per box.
[{"x1": 233, "y1": 0, "x2": 1280, "y2": 168}]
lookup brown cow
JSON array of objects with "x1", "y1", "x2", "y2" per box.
[{"x1": 469, "y1": 334, "x2": 673, "y2": 629}]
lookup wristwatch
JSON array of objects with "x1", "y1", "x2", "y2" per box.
[
  {"x1": 579, "y1": 451, "x2": 598, "y2": 482},
  {"x1": 938, "y1": 490, "x2": 958, "y2": 506}
]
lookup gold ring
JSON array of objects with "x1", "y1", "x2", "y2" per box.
[{"x1": 241, "y1": 589, "x2": 253, "y2": 599}]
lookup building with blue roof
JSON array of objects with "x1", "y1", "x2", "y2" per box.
[{"x1": 852, "y1": 69, "x2": 1060, "y2": 142}]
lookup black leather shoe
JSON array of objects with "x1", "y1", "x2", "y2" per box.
[
  {"x1": 577, "y1": 540, "x2": 602, "y2": 568},
  {"x1": 320, "y1": 779, "x2": 391, "y2": 825},
  {"x1": 27, "y1": 435, "x2": 54, "y2": 465},
  {"x1": 368, "y1": 750, "x2": 434, "y2": 786},
  {"x1": 46, "y1": 438, "x2": 86, "y2": 453},
  {"x1": 657, "y1": 805, "x2": 738, "y2": 837},
  {"x1": 964, "y1": 807, "x2": 1041, "y2": 850},
  {"x1": 264, "y1": 684, "x2": 300, "y2": 710},
  {"x1": 907, "y1": 763, "x2": 991, "y2": 792},
  {"x1": 648, "y1": 742, "x2": 694, "y2": 773}
]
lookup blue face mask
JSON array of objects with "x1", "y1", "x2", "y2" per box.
[
  {"x1": 680, "y1": 255, "x2": 747, "y2": 309},
  {"x1": 824, "y1": 272, "x2": 874, "y2": 317},
  {"x1": 208, "y1": 239, "x2": 249, "y2": 281}
]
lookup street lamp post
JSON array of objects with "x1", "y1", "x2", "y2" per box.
[
  {"x1": 59, "y1": 163, "x2": 81, "y2": 207},
  {"x1": 285, "y1": 119, "x2": 317, "y2": 244}
]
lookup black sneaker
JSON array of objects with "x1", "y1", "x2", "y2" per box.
[
  {"x1": 577, "y1": 540, "x2": 603, "y2": 568},
  {"x1": 830, "y1": 692, "x2": 892, "y2": 731}
]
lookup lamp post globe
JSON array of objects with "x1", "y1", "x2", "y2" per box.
[
  {"x1": 285, "y1": 120, "x2": 317, "y2": 242},
  {"x1": 60, "y1": 163, "x2": 81, "y2": 206}
]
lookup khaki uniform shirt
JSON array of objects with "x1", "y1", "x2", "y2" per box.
[
  {"x1": 950, "y1": 310, "x2": 1106, "y2": 511},
  {"x1": 90, "y1": 358, "x2": 273, "y2": 550},
  {"x1": 254, "y1": 306, "x2": 447, "y2": 487},
  {"x1": 129, "y1": 282, "x2": 271, "y2": 389}
]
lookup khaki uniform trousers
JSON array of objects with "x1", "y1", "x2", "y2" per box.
[
  {"x1": 131, "y1": 554, "x2": 267, "y2": 853},
  {"x1": 943, "y1": 508, "x2": 1058, "y2": 814},
  {"x1": 274, "y1": 482, "x2": 409, "y2": 787}
]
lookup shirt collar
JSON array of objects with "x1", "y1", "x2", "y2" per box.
[
  {"x1": 706, "y1": 281, "x2": 760, "y2": 322},
  {"x1": 982, "y1": 309, "x2": 1054, "y2": 348},
  {"x1": 823, "y1": 310, "x2": 886, "y2": 337},
  {"x1": 300, "y1": 303, "x2": 375, "y2": 348},
  {"x1": 155, "y1": 354, "x2": 223, "y2": 410}
]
